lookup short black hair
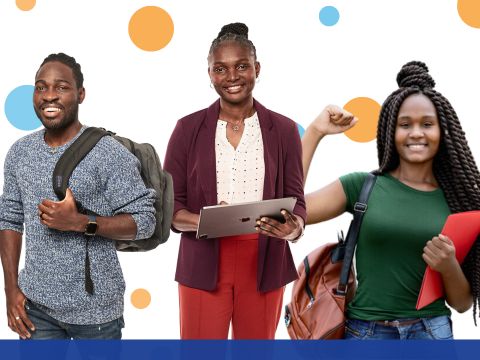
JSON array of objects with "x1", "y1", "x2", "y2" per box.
[{"x1": 38, "y1": 53, "x2": 84, "y2": 89}]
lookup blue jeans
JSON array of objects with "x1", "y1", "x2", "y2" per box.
[
  {"x1": 24, "y1": 298, "x2": 124, "y2": 339},
  {"x1": 344, "y1": 315, "x2": 453, "y2": 340}
]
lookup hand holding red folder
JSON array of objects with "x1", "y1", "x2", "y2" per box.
[{"x1": 416, "y1": 210, "x2": 480, "y2": 310}]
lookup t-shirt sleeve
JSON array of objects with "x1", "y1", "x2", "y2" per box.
[
  {"x1": 0, "y1": 143, "x2": 24, "y2": 233},
  {"x1": 339, "y1": 172, "x2": 369, "y2": 214}
]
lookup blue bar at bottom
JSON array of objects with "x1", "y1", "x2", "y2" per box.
[{"x1": 0, "y1": 339, "x2": 478, "y2": 359}]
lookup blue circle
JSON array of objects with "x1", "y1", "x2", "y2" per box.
[
  {"x1": 4, "y1": 85, "x2": 42, "y2": 131},
  {"x1": 296, "y1": 123, "x2": 305, "y2": 138},
  {"x1": 319, "y1": 6, "x2": 340, "y2": 27}
]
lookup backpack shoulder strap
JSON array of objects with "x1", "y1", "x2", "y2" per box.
[
  {"x1": 52, "y1": 127, "x2": 109, "y2": 200},
  {"x1": 337, "y1": 172, "x2": 377, "y2": 294}
]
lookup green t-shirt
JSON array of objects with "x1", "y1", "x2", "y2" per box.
[{"x1": 339, "y1": 172, "x2": 451, "y2": 320}]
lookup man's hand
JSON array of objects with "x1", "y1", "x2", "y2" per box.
[
  {"x1": 38, "y1": 188, "x2": 87, "y2": 232},
  {"x1": 6, "y1": 287, "x2": 34, "y2": 339}
]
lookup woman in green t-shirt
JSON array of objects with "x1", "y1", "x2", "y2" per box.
[{"x1": 301, "y1": 61, "x2": 480, "y2": 339}]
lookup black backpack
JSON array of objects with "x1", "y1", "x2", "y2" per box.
[{"x1": 53, "y1": 127, "x2": 174, "y2": 251}]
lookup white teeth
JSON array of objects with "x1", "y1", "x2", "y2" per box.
[
  {"x1": 44, "y1": 107, "x2": 61, "y2": 113},
  {"x1": 408, "y1": 144, "x2": 426, "y2": 149},
  {"x1": 227, "y1": 85, "x2": 241, "y2": 90}
]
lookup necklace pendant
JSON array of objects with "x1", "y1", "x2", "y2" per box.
[{"x1": 232, "y1": 125, "x2": 240, "y2": 132}]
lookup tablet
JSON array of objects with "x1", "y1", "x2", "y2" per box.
[{"x1": 196, "y1": 197, "x2": 297, "y2": 239}]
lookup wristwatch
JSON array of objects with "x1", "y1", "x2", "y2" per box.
[{"x1": 84, "y1": 214, "x2": 98, "y2": 236}]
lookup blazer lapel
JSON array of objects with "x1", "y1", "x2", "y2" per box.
[
  {"x1": 255, "y1": 99, "x2": 277, "y2": 201},
  {"x1": 197, "y1": 100, "x2": 221, "y2": 206}
]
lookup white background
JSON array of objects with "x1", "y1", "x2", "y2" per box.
[{"x1": 0, "y1": 0, "x2": 479, "y2": 339}]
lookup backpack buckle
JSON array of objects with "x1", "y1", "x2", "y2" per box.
[
  {"x1": 353, "y1": 202, "x2": 367, "y2": 213},
  {"x1": 335, "y1": 284, "x2": 348, "y2": 296},
  {"x1": 284, "y1": 306, "x2": 291, "y2": 327},
  {"x1": 306, "y1": 299, "x2": 315, "y2": 309}
]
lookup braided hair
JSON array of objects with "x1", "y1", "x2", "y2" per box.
[
  {"x1": 376, "y1": 61, "x2": 480, "y2": 323},
  {"x1": 208, "y1": 22, "x2": 257, "y2": 60},
  {"x1": 38, "y1": 53, "x2": 84, "y2": 89}
]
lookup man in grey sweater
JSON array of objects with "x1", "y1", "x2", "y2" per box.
[{"x1": 0, "y1": 53, "x2": 156, "y2": 339}]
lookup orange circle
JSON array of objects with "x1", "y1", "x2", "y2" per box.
[
  {"x1": 16, "y1": 0, "x2": 36, "y2": 11},
  {"x1": 128, "y1": 6, "x2": 174, "y2": 51},
  {"x1": 343, "y1": 97, "x2": 381, "y2": 143},
  {"x1": 131, "y1": 288, "x2": 151, "y2": 309},
  {"x1": 457, "y1": 0, "x2": 480, "y2": 28}
]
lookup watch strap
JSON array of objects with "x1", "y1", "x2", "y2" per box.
[{"x1": 84, "y1": 214, "x2": 97, "y2": 236}]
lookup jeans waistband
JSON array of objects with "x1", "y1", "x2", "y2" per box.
[{"x1": 375, "y1": 318, "x2": 422, "y2": 327}]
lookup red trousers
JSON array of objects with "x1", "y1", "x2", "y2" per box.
[{"x1": 178, "y1": 234, "x2": 284, "y2": 339}]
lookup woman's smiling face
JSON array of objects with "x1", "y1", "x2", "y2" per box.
[{"x1": 208, "y1": 40, "x2": 260, "y2": 107}]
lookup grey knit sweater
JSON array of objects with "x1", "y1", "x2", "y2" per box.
[{"x1": 0, "y1": 126, "x2": 156, "y2": 324}]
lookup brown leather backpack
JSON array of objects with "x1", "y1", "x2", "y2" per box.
[
  {"x1": 284, "y1": 236, "x2": 356, "y2": 339},
  {"x1": 284, "y1": 173, "x2": 376, "y2": 339}
]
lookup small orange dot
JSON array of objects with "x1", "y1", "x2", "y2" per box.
[
  {"x1": 128, "y1": 6, "x2": 174, "y2": 51},
  {"x1": 343, "y1": 97, "x2": 381, "y2": 143},
  {"x1": 16, "y1": 0, "x2": 36, "y2": 11},
  {"x1": 457, "y1": 0, "x2": 480, "y2": 29},
  {"x1": 131, "y1": 288, "x2": 151, "y2": 309}
]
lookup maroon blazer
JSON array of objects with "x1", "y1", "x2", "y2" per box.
[{"x1": 164, "y1": 99, "x2": 306, "y2": 292}]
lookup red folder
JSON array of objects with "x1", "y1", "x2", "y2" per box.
[{"x1": 416, "y1": 211, "x2": 480, "y2": 310}]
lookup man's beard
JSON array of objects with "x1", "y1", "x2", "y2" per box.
[{"x1": 34, "y1": 105, "x2": 78, "y2": 131}]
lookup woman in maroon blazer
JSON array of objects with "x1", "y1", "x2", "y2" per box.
[{"x1": 164, "y1": 23, "x2": 306, "y2": 339}]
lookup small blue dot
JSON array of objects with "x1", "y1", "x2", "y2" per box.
[
  {"x1": 296, "y1": 123, "x2": 305, "y2": 138},
  {"x1": 319, "y1": 6, "x2": 340, "y2": 27},
  {"x1": 4, "y1": 85, "x2": 41, "y2": 131}
]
